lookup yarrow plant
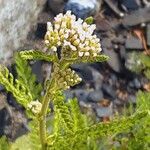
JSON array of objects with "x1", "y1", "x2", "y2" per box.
[{"x1": 0, "y1": 11, "x2": 149, "y2": 150}]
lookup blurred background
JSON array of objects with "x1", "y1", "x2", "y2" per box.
[{"x1": 0, "y1": 0, "x2": 150, "y2": 141}]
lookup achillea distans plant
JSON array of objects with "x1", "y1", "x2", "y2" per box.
[{"x1": 0, "y1": 11, "x2": 149, "y2": 150}]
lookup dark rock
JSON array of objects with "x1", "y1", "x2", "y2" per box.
[
  {"x1": 71, "y1": 64, "x2": 93, "y2": 82},
  {"x1": 103, "y1": 48, "x2": 122, "y2": 73},
  {"x1": 119, "y1": 45, "x2": 126, "y2": 60},
  {"x1": 147, "y1": 23, "x2": 150, "y2": 46},
  {"x1": 64, "y1": 0, "x2": 101, "y2": 19},
  {"x1": 122, "y1": 7, "x2": 150, "y2": 27},
  {"x1": 48, "y1": 0, "x2": 65, "y2": 14},
  {"x1": 104, "y1": 0, "x2": 124, "y2": 17},
  {"x1": 129, "y1": 78, "x2": 141, "y2": 89},
  {"x1": 120, "y1": 0, "x2": 141, "y2": 12},
  {"x1": 32, "y1": 61, "x2": 43, "y2": 83},
  {"x1": 88, "y1": 90, "x2": 103, "y2": 102},
  {"x1": 102, "y1": 84, "x2": 116, "y2": 99},
  {"x1": 35, "y1": 23, "x2": 47, "y2": 39},
  {"x1": 73, "y1": 89, "x2": 90, "y2": 102},
  {"x1": 0, "y1": 85, "x2": 4, "y2": 91},
  {"x1": 0, "y1": 108, "x2": 7, "y2": 136},
  {"x1": 133, "y1": 78, "x2": 141, "y2": 89},
  {"x1": 125, "y1": 35, "x2": 143, "y2": 49}
]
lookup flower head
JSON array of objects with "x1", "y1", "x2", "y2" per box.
[
  {"x1": 45, "y1": 11, "x2": 102, "y2": 59},
  {"x1": 28, "y1": 101, "x2": 42, "y2": 114}
]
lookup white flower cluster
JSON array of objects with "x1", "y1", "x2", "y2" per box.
[
  {"x1": 28, "y1": 101, "x2": 42, "y2": 114},
  {"x1": 45, "y1": 11, "x2": 102, "y2": 59}
]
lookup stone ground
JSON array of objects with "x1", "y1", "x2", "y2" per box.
[{"x1": 0, "y1": 0, "x2": 150, "y2": 140}]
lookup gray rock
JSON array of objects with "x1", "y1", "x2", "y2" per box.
[
  {"x1": 71, "y1": 64, "x2": 93, "y2": 82},
  {"x1": 147, "y1": 23, "x2": 150, "y2": 47},
  {"x1": 122, "y1": 7, "x2": 150, "y2": 27},
  {"x1": 102, "y1": 84, "x2": 116, "y2": 99},
  {"x1": 73, "y1": 89, "x2": 90, "y2": 102},
  {"x1": 64, "y1": 0, "x2": 101, "y2": 19},
  {"x1": 125, "y1": 35, "x2": 143, "y2": 49},
  {"x1": 120, "y1": 0, "x2": 141, "y2": 12},
  {"x1": 88, "y1": 90, "x2": 103, "y2": 102},
  {"x1": 0, "y1": 0, "x2": 46, "y2": 65},
  {"x1": 96, "y1": 102, "x2": 113, "y2": 117},
  {"x1": 103, "y1": 48, "x2": 122, "y2": 73},
  {"x1": 64, "y1": 90, "x2": 74, "y2": 100}
]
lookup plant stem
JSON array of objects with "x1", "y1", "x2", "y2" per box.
[{"x1": 39, "y1": 78, "x2": 55, "y2": 150}]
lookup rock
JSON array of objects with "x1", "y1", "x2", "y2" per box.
[
  {"x1": 71, "y1": 64, "x2": 93, "y2": 82},
  {"x1": 104, "y1": 0, "x2": 124, "y2": 17},
  {"x1": 119, "y1": 45, "x2": 126, "y2": 60},
  {"x1": 64, "y1": 0, "x2": 101, "y2": 19},
  {"x1": 96, "y1": 102, "x2": 113, "y2": 117},
  {"x1": 120, "y1": 0, "x2": 141, "y2": 12},
  {"x1": 147, "y1": 23, "x2": 150, "y2": 46},
  {"x1": 0, "y1": 0, "x2": 46, "y2": 65},
  {"x1": 64, "y1": 90, "x2": 74, "y2": 100},
  {"x1": 0, "y1": 108, "x2": 7, "y2": 136},
  {"x1": 129, "y1": 78, "x2": 141, "y2": 89},
  {"x1": 48, "y1": 0, "x2": 66, "y2": 14},
  {"x1": 73, "y1": 89, "x2": 90, "y2": 102},
  {"x1": 88, "y1": 90, "x2": 103, "y2": 102},
  {"x1": 35, "y1": 23, "x2": 47, "y2": 39},
  {"x1": 101, "y1": 38, "x2": 113, "y2": 49},
  {"x1": 122, "y1": 7, "x2": 150, "y2": 27},
  {"x1": 32, "y1": 61, "x2": 43, "y2": 83},
  {"x1": 102, "y1": 84, "x2": 116, "y2": 99},
  {"x1": 103, "y1": 48, "x2": 122, "y2": 73},
  {"x1": 125, "y1": 35, "x2": 143, "y2": 49}
]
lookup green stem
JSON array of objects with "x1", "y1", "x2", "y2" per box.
[{"x1": 39, "y1": 78, "x2": 55, "y2": 150}]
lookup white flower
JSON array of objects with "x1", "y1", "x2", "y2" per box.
[
  {"x1": 45, "y1": 11, "x2": 102, "y2": 59},
  {"x1": 28, "y1": 101, "x2": 42, "y2": 114}
]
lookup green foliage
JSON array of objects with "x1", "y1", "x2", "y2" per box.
[
  {"x1": 0, "y1": 136, "x2": 10, "y2": 150},
  {"x1": 15, "y1": 53, "x2": 42, "y2": 100},
  {"x1": 19, "y1": 50, "x2": 55, "y2": 62},
  {"x1": 126, "y1": 52, "x2": 150, "y2": 79},
  {"x1": 0, "y1": 65, "x2": 32, "y2": 107},
  {"x1": 0, "y1": 12, "x2": 149, "y2": 150}
]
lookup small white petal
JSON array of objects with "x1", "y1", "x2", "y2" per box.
[
  {"x1": 78, "y1": 52, "x2": 84, "y2": 57},
  {"x1": 51, "y1": 46, "x2": 57, "y2": 52},
  {"x1": 84, "y1": 52, "x2": 90, "y2": 56}
]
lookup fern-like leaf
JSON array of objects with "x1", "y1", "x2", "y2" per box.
[
  {"x1": 0, "y1": 65, "x2": 32, "y2": 107},
  {"x1": 19, "y1": 50, "x2": 56, "y2": 62},
  {"x1": 15, "y1": 53, "x2": 42, "y2": 100}
]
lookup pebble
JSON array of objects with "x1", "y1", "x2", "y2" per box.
[
  {"x1": 125, "y1": 35, "x2": 143, "y2": 49},
  {"x1": 73, "y1": 89, "x2": 90, "y2": 102},
  {"x1": 122, "y1": 7, "x2": 150, "y2": 27},
  {"x1": 88, "y1": 90, "x2": 103, "y2": 102},
  {"x1": 102, "y1": 84, "x2": 116, "y2": 99},
  {"x1": 96, "y1": 102, "x2": 113, "y2": 117},
  {"x1": 64, "y1": 0, "x2": 101, "y2": 19},
  {"x1": 120, "y1": 0, "x2": 141, "y2": 12},
  {"x1": 103, "y1": 48, "x2": 122, "y2": 73},
  {"x1": 147, "y1": 23, "x2": 150, "y2": 46}
]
